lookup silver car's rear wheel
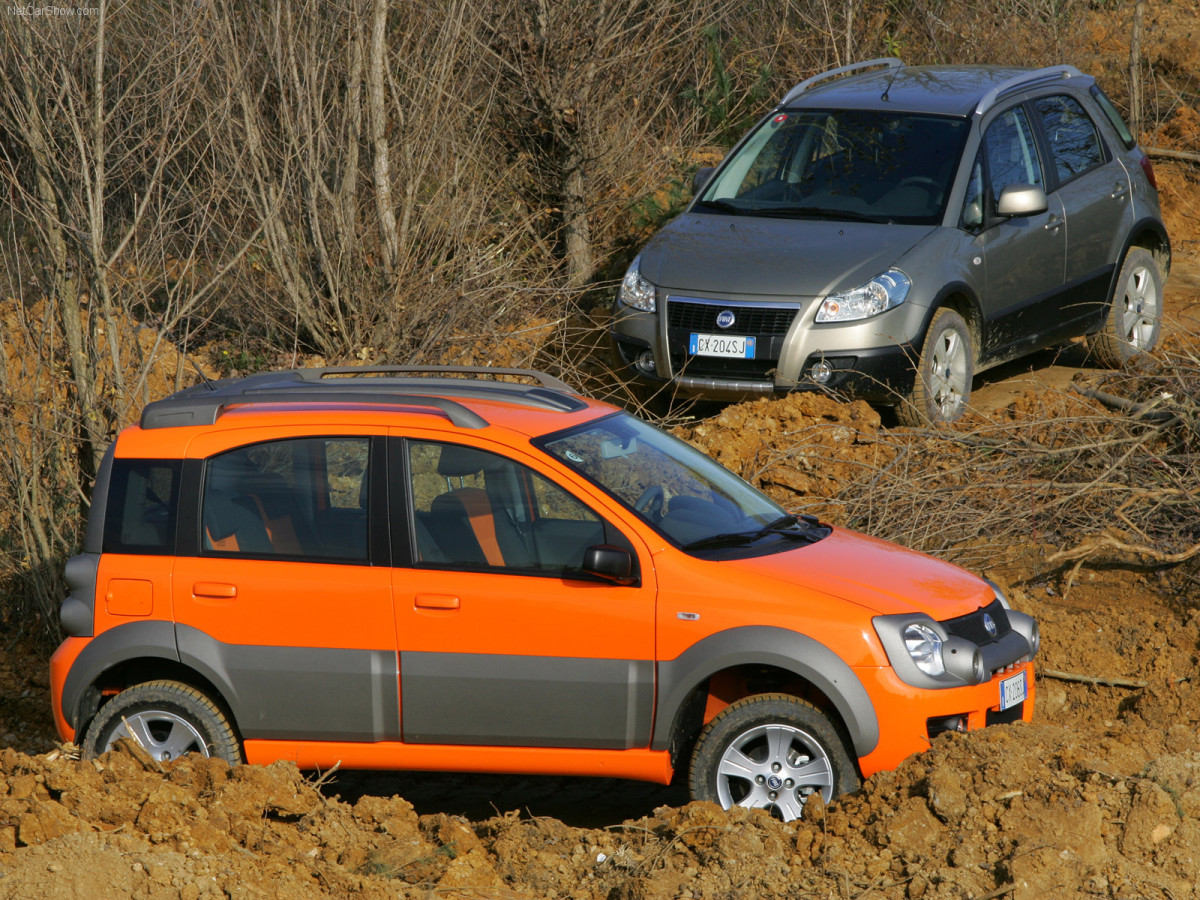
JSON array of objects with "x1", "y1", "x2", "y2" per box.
[
  {"x1": 899, "y1": 307, "x2": 974, "y2": 426},
  {"x1": 1088, "y1": 247, "x2": 1162, "y2": 367}
]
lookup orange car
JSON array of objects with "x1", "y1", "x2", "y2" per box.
[{"x1": 50, "y1": 366, "x2": 1037, "y2": 820}]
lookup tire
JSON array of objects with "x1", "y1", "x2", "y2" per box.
[
  {"x1": 81, "y1": 680, "x2": 243, "y2": 765},
  {"x1": 897, "y1": 307, "x2": 974, "y2": 426},
  {"x1": 1087, "y1": 247, "x2": 1162, "y2": 367},
  {"x1": 688, "y1": 694, "x2": 859, "y2": 822}
]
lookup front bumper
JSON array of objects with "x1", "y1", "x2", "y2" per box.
[
  {"x1": 852, "y1": 659, "x2": 1037, "y2": 779},
  {"x1": 611, "y1": 294, "x2": 926, "y2": 403}
]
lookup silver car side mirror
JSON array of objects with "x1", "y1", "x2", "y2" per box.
[{"x1": 996, "y1": 183, "x2": 1048, "y2": 217}]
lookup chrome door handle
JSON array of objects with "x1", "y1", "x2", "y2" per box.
[
  {"x1": 1111, "y1": 182, "x2": 1129, "y2": 199},
  {"x1": 1043, "y1": 216, "x2": 1063, "y2": 232}
]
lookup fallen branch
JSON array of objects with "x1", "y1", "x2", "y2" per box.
[
  {"x1": 1146, "y1": 146, "x2": 1200, "y2": 165},
  {"x1": 1074, "y1": 385, "x2": 1175, "y2": 423},
  {"x1": 1041, "y1": 669, "x2": 1147, "y2": 689},
  {"x1": 1047, "y1": 534, "x2": 1200, "y2": 568}
]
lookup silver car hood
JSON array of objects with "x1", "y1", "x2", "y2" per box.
[{"x1": 641, "y1": 212, "x2": 936, "y2": 299}]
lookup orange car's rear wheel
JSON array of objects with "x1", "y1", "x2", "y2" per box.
[{"x1": 82, "y1": 680, "x2": 243, "y2": 765}]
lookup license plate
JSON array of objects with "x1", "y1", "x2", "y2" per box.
[
  {"x1": 999, "y1": 671, "x2": 1027, "y2": 711},
  {"x1": 689, "y1": 333, "x2": 756, "y2": 358}
]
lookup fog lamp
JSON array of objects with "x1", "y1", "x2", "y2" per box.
[
  {"x1": 635, "y1": 351, "x2": 656, "y2": 376},
  {"x1": 810, "y1": 360, "x2": 833, "y2": 384}
]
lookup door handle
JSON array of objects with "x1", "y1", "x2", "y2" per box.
[
  {"x1": 1043, "y1": 215, "x2": 1063, "y2": 232},
  {"x1": 1111, "y1": 182, "x2": 1128, "y2": 199},
  {"x1": 193, "y1": 582, "x2": 237, "y2": 601},
  {"x1": 415, "y1": 594, "x2": 460, "y2": 610}
]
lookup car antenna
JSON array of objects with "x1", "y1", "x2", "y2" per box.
[
  {"x1": 881, "y1": 63, "x2": 903, "y2": 102},
  {"x1": 144, "y1": 319, "x2": 218, "y2": 391}
]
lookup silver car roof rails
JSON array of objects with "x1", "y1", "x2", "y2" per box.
[
  {"x1": 974, "y1": 65, "x2": 1085, "y2": 116},
  {"x1": 778, "y1": 58, "x2": 904, "y2": 107}
]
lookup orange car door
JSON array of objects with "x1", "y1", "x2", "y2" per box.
[
  {"x1": 171, "y1": 429, "x2": 398, "y2": 743},
  {"x1": 390, "y1": 435, "x2": 657, "y2": 749}
]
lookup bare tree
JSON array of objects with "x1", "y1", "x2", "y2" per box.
[{"x1": 0, "y1": 0, "x2": 251, "y2": 630}]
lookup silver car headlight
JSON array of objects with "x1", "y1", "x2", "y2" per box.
[
  {"x1": 903, "y1": 622, "x2": 945, "y2": 677},
  {"x1": 815, "y1": 268, "x2": 911, "y2": 322},
  {"x1": 617, "y1": 255, "x2": 656, "y2": 312}
]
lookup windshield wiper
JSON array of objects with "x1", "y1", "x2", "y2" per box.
[
  {"x1": 695, "y1": 199, "x2": 746, "y2": 216},
  {"x1": 758, "y1": 206, "x2": 880, "y2": 223},
  {"x1": 682, "y1": 514, "x2": 821, "y2": 551}
]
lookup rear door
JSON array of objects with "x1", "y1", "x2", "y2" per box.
[
  {"x1": 389, "y1": 432, "x2": 657, "y2": 750},
  {"x1": 1031, "y1": 93, "x2": 1133, "y2": 328},
  {"x1": 171, "y1": 427, "x2": 398, "y2": 743}
]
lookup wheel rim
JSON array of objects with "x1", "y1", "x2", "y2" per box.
[
  {"x1": 714, "y1": 723, "x2": 835, "y2": 822},
  {"x1": 928, "y1": 326, "x2": 968, "y2": 419},
  {"x1": 1118, "y1": 264, "x2": 1159, "y2": 351},
  {"x1": 106, "y1": 709, "x2": 210, "y2": 762}
]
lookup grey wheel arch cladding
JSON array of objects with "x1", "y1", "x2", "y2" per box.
[{"x1": 653, "y1": 625, "x2": 880, "y2": 758}]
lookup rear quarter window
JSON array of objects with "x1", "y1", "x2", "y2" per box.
[{"x1": 103, "y1": 459, "x2": 181, "y2": 554}]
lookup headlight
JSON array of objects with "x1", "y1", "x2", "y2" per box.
[
  {"x1": 617, "y1": 255, "x2": 656, "y2": 312},
  {"x1": 815, "y1": 269, "x2": 910, "y2": 322},
  {"x1": 903, "y1": 622, "x2": 945, "y2": 676}
]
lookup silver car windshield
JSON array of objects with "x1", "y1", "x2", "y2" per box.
[
  {"x1": 697, "y1": 109, "x2": 969, "y2": 225},
  {"x1": 538, "y1": 413, "x2": 823, "y2": 552}
]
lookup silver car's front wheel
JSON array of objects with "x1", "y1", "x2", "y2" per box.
[
  {"x1": 1088, "y1": 247, "x2": 1162, "y2": 367},
  {"x1": 688, "y1": 694, "x2": 859, "y2": 822},
  {"x1": 899, "y1": 307, "x2": 974, "y2": 426}
]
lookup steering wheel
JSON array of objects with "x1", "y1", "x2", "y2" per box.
[
  {"x1": 899, "y1": 176, "x2": 940, "y2": 191},
  {"x1": 633, "y1": 485, "x2": 665, "y2": 518}
]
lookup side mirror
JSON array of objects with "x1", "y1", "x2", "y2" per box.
[
  {"x1": 995, "y1": 183, "x2": 1048, "y2": 218},
  {"x1": 582, "y1": 545, "x2": 636, "y2": 585},
  {"x1": 692, "y1": 166, "x2": 715, "y2": 196}
]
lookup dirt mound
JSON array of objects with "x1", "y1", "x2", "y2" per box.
[{"x1": 673, "y1": 392, "x2": 895, "y2": 522}]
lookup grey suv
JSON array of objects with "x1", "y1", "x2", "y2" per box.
[{"x1": 612, "y1": 60, "x2": 1170, "y2": 423}]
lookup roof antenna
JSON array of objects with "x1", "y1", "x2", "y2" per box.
[
  {"x1": 143, "y1": 320, "x2": 217, "y2": 391},
  {"x1": 881, "y1": 63, "x2": 903, "y2": 102}
]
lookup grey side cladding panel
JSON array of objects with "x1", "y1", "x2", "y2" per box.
[
  {"x1": 176, "y1": 624, "x2": 400, "y2": 742},
  {"x1": 654, "y1": 625, "x2": 880, "y2": 758},
  {"x1": 402, "y1": 652, "x2": 654, "y2": 749}
]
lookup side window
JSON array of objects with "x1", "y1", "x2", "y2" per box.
[
  {"x1": 201, "y1": 437, "x2": 370, "y2": 561},
  {"x1": 982, "y1": 106, "x2": 1043, "y2": 206},
  {"x1": 103, "y1": 459, "x2": 181, "y2": 554},
  {"x1": 1033, "y1": 95, "x2": 1105, "y2": 182},
  {"x1": 408, "y1": 441, "x2": 610, "y2": 575}
]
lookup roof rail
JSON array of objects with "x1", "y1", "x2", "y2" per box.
[
  {"x1": 974, "y1": 65, "x2": 1083, "y2": 116},
  {"x1": 138, "y1": 366, "x2": 586, "y2": 430},
  {"x1": 292, "y1": 365, "x2": 577, "y2": 394},
  {"x1": 779, "y1": 58, "x2": 903, "y2": 107}
]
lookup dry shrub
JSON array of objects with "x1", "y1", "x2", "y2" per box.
[{"x1": 817, "y1": 342, "x2": 1199, "y2": 586}]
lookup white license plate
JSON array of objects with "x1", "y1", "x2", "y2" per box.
[
  {"x1": 689, "y1": 333, "x2": 756, "y2": 358},
  {"x1": 999, "y1": 671, "x2": 1027, "y2": 711}
]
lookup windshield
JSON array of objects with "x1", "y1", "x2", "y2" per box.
[
  {"x1": 537, "y1": 413, "x2": 826, "y2": 554},
  {"x1": 697, "y1": 109, "x2": 969, "y2": 225}
]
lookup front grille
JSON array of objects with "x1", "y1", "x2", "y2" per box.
[
  {"x1": 942, "y1": 599, "x2": 1011, "y2": 646},
  {"x1": 667, "y1": 299, "x2": 798, "y2": 335}
]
